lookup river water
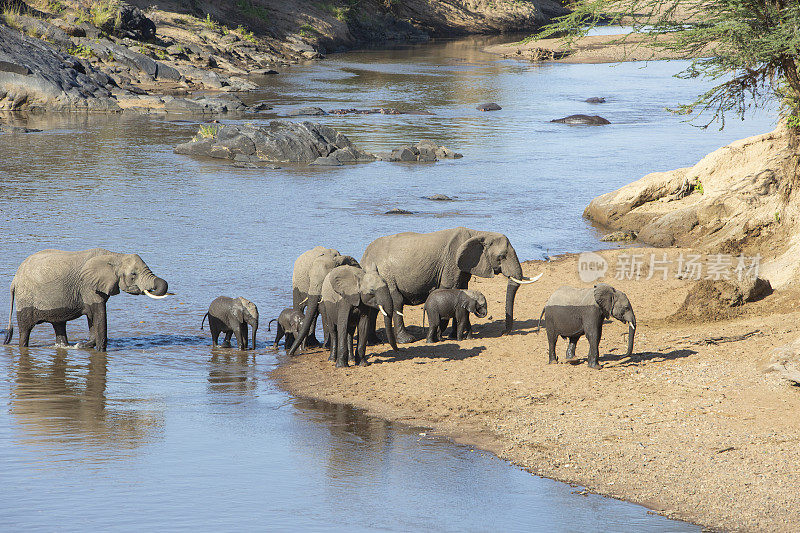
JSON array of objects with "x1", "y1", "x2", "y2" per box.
[{"x1": 0, "y1": 35, "x2": 775, "y2": 530}]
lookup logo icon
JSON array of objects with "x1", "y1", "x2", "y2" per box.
[{"x1": 578, "y1": 252, "x2": 607, "y2": 283}]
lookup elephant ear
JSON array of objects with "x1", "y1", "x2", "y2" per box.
[
  {"x1": 330, "y1": 268, "x2": 362, "y2": 307},
  {"x1": 456, "y1": 237, "x2": 493, "y2": 278},
  {"x1": 338, "y1": 255, "x2": 360, "y2": 268},
  {"x1": 81, "y1": 255, "x2": 120, "y2": 296},
  {"x1": 232, "y1": 300, "x2": 245, "y2": 323},
  {"x1": 457, "y1": 291, "x2": 471, "y2": 310},
  {"x1": 593, "y1": 284, "x2": 614, "y2": 318}
]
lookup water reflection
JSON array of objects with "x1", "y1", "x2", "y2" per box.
[
  {"x1": 9, "y1": 349, "x2": 164, "y2": 458},
  {"x1": 207, "y1": 352, "x2": 258, "y2": 395}
]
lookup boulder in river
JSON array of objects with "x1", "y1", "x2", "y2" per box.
[
  {"x1": 477, "y1": 102, "x2": 502, "y2": 111},
  {"x1": 425, "y1": 194, "x2": 455, "y2": 201},
  {"x1": 551, "y1": 114, "x2": 610, "y2": 125},
  {"x1": 287, "y1": 106, "x2": 327, "y2": 117},
  {"x1": 585, "y1": 97, "x2": 606, "y2": 103},
  {"x1": 175, "y1": 121, "x2": 373, "y2": 164},
  {"x1": 385, "y1": 208, "x2": 415, "y2": 215}
]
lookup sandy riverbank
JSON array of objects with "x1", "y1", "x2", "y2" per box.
[
  {"x1": 484, "y1": 33, "x2": 712, "y2": 64},
  {"x1": 273, "y1": 248, "x2": 800, "y2": 531}
]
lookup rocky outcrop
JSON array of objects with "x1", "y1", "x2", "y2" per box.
[
  {"x1": 585, "y1": 124, "x2": 800, "y2": 289},
  {"x1": 174, "y1": 122, "x2": 464, "y2": 166},
  {"x1": 0, "y1": 25, "x2": 119, "y2": 111},
  {"x1": 174, "y1": 121, "x2": 373, "y2": 164}
]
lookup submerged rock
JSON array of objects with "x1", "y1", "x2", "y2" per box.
[
  {"x1": 287, "y1": 106, "x2": 327, "y2": 116},
  {"x1": 477, "y1": 102, "x2": 502, "y2": 111},
  {"x1": 375, "y1": 140, "x2": 463, "y2": 162},
  {"x1": 585, "y1": 97, "x2": 606, "y2": 103},
  {"x1": 385, "y1": 208, "x2": 415, "y2": 215},
  {"x1": 551, "y1": 114, "x2": 610, "y2": 125},
  {"x1": 425, "y1": 194, "x2": 455, "y2": 201}
]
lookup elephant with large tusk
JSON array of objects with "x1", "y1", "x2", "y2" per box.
[
  {"x1": 287, "y1": 246, "x2": 360, "y2": 355},
  {"x1": 3, "y1": 248, "x2": 169, "y2": 351},
  {"x1": 360, "y1": 227, "x2": 541, "y2": 344},
  {"x1": 536, "y1": 283, "x2": 636, "y2": 369}
]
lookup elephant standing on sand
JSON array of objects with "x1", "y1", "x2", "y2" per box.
[
  {"x1": 360, "y1": 227, "x2": 540, "y2": 344},
  {"x1": 537, "y1": 283, "x2": 636, "y2": 369},
  {"x1": 202, "y1": 296, "x2": 259, "y2": 350},
  {"x1": 3, "y1": 248, "x2": 169, "y2": 351},
  {"x1": 320, "y1": 265, "x2": 398, "y2": 368},
  {"x1": 287, "y1": 246, "x2": 359, "y2": 355}
]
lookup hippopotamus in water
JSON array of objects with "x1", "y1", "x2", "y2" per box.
[{"x1": 550, "y1": 114, "x2": 610, "y2": 125}]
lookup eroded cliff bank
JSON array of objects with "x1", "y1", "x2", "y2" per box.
[{"x1": 0, "y1": 0, "x2": 567, "y2": 112}]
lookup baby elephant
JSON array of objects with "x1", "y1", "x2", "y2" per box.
[
  {"x1": 269, "y1": 308, "x2": 304, "y2": 350},
  {"x1": 537, "y1": 283, "x2": 636, "y2": 369},
  {"x1": 202, "y1": 296, "x2": 259, "y2": 350},
  {"x1": 424, "y1": 289, "x2": 488, "y2": 343}
]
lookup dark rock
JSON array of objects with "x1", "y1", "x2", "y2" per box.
[
  {"x1": 434, "y1": 146, "x2": 463, "y2": 159},
  {"x1": 425, "y1": 194, "x2": 454, "y2": 201},
  {"x1": 11, "y1": 15, "x2": 72, "y2": 48},
  {"x1": 551, "y1": 114, "x2": 611, "y2": 125},
  {"x1": 585, "y1": 97, "x2": 606, "y2": 103},
  {"x1": 104, "y1": 4, "x2": 156, "y2": 41},
  {"x1": 0, "y1": 25, "x2": 119, "y2": 111},
  {"x1": 287, "y1": 106, "x2": 327, "y2": 116},
  {"x1": 600, "y1": 230, "x2": 637, "y2": 242},
  {"x1": 0, "y1": 125, "x2": 41, "y2": 133},
  {"x1": 251, "y1": 68, "x2": 279, "y2": 75},
  {"x1": 385, "y1": 208, "x2": 415, "y2": 215},
  {"x1": 310, "y1": 155, "x2": 343, "y2": 166},
  {"x1": 175, "y1": 121, "x2": 364, "y2": 164},
  {"x1": 477, "y1": 102, "x2": 502, "y2": 111},
  {"x1": 252, "y1": 102, "x2": 273, "y2": 111},
  {"x1": 391, "y1": 147, "x2": 418, "y2": 162}
]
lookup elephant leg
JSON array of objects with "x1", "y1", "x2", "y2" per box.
[
  {"x1": 52, "y1": 321, "x2": 69, "y2": 347},
  {"x1": 76, "y1": 314, "x2": 97, "y2": 349},
  {"x1": 356, "y1": 314, "x2": 369, "y2": 366},
  {"x1": 463, "y1": 314, "x2": 473, "y2": 339},
  {"x1": 306, "y1": 309, "x2": 321, "y2": 348},
  {"x1": 586, "y1": 325, "x2": 603, "y2": 369},
  {"x1": 285, "y1": 333, "x2": 295, "y2": 349},
  {"x1": 425, "y1": 310, "x2": 439, "y2": 343},
  {"x1": 365, "y1": 307, "x2": 381, "y2": 345},
  {"x1": 391, "y1": 294, "x2": 415, "y2": 345},
  {"x1": 546, "y1": 327, "x2": 558, "y2": 364},
  {"x1": 222, "y1": 331, "x2": 233, "y2": 348},
  {"x1": 85, "y1": 303, "x2": 108, "y2": 352},
  {"x1": 335, "y1": 305, "x2": 350, "y2": 368},
  {"x1": 565, "y1": 335, "x2": 580, "y2": 362},
  {"x1": 237, "y1": 324, "x2": 247, "y2": 350},
  {"x1": 273, "y1": 324, "x2": 284, "y2": 348},
  {"x1": 455, "y1": 310, "x2": 468, "y2": 341}
]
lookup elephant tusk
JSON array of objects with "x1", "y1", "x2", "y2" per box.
[
  {"x1": 299, "y1": 297, "x2": 308, "y2": 305},
  {"x1": 378, "y1": 305, "x2": 389, "y2": 317},
  {"x1": 395, "y1": 310, "x2": 404, "y2": 317},
  {"x1": 507, "y1": 273, "x2": 543, "y2": 284},
  {"x1": 628, "y1": 321, "x2": 636, "y2": 331},
  {"x1": 144, "y1": 290, "x2": 169, "y2": 300}
]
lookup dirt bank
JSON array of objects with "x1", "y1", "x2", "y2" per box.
[
  {"x1": 484, "y1": 32, "x2": 711, "y2": 63},
  {"x1": 273, "y1": 248, "x2": 800, "y2": 531}
]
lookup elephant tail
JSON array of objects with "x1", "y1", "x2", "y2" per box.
[
  {"x1": 268, "y1": 318, "x2": 277, "y2": 331},
  {"x1": 535, "y1": 307, "x2": 545, "y2": 333},
  {"x1": 3, "y1": 285, "x2": 14, "y2": 345},
  {"x1": 201, "y1": 312, "x2": 208, "y2": 330}
]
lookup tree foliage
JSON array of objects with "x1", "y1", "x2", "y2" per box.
[{"x1": 535, "y1": 1, "x2": 800, "y2": 128}]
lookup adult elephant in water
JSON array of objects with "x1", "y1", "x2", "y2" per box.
[
  {"x1": 3, "y1": 248, "x2": 169, "y2": 351},
  {"x1": 360, "y1": 227, "x2": 541, "y2": 344},
  {"x1": 288, "y1": 246, "x2": 359, "y2": 355}
]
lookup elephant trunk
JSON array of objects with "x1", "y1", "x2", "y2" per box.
[
  {"x1": 150, "y1": 277, "x2": 168, "y2": 296},
  {"x1": 384, "y1": 312, "x2": 398, "y2": 352},
  {"x1": 624, "y1": 311, "x2": 636, "y2": 359},
  {"x1": 289, "y1": 295, "x2": 320, "y2": 355},
  {"x1": 251, "y1": 323, "x2": 257, "y2": 350},
  {"x1": 501, "y1": 248, "x2": 524, "y2": 334}
]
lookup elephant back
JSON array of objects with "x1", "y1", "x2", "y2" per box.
[
  {"x1": 13, "y1": 249, "x2": 102, "y2": 310},
  {"x1": 545, "y1": 286, "x2": 596, "y2": 308}
]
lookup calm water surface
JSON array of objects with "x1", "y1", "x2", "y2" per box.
[{"x1": 0, "y1": 35, "x2": 774, "y2": 530}]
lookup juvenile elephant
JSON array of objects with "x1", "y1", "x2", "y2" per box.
[
  {"x1": 269, "y1": 308, "x2": 304, "y2": 349},
  {"x1": 288, "y1": 246, "x2": 360, "y2": 355},
  {"x1": 424, "y1": 289, "x2": 488, "y2": 343},
  {"x1": 537, "y1": 283, "x2": 636, "y2": 369},
  {"x1": 202, "y1": 296, "x2": 259, "y2": 350},
  {"x1": 320, "y1": 265, "x2": 398, "y2": 368},
  {"x1": 361, "y1": 227, "x2": 540, "y2": 344},
  {"x1": 3, "y1": 248, "x2": 169, "y2": 351}
]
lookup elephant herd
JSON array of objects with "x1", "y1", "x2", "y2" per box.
[{"x1": 1, "y1": 227, "x2": 637, "y2": 369}]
